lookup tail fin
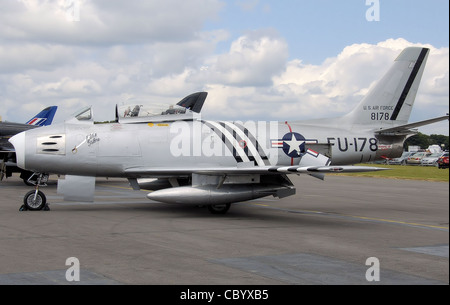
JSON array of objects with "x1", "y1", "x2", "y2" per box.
[
  {"x1": 345, "y1": 47, "x2": 429, "y2": 128},
  {"x1": 26, "y1": 106, "x2": 58, "y2": 126}
]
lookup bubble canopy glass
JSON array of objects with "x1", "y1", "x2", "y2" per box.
[{"x1": 117, "y1": 92, "x2": 207, "y2": 123}]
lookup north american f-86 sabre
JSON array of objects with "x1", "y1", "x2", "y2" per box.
[{"x1": 9, "y1": 47, "x2": 449, "y2": 213}]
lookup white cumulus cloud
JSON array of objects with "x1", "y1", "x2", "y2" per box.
[{"x1": 0, "y1": 1, "x2": 447, "y2": 135}]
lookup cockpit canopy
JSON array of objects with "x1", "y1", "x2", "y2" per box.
[
  {"x1": 66, "y1": 92, "x2": 208, "y2": 124},
  {"x1": 74, "y1": 106, "x2": 93, "y2": 121},
  {"x1": 117, "y1": 92, "x2": 207, "y2": 124},
  {"x1": 118, "y1": 103, "x2": 188, "y2": 118},
  {"x1": 65, "y1": 106, "x2": 94, "y2": 124}
]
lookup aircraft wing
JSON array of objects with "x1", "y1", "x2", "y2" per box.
[
  {"x1": 124, "y1": 165, "x2": 389, "y2": 178},
  {"x1": 374, "y1": 114, "x2": 449, "y2": 135},
  {"x1": 0, "y1": 147, "x2": 15, "y2": 153}
]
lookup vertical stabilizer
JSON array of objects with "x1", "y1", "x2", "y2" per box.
[
  {"x1": 345, "y1": 47, "x2": 429, "y2": 128},
  {"x1": 26, "y1": 106, "x2": 58, "y2": 126}
]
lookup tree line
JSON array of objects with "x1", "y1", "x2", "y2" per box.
[{"x1": 404, "y1": 133, "x2": 449, "y2": 151}]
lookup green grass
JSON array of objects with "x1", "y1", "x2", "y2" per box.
[{"x1": 331, "y1": 164, "x2": 449, "y2": 182}]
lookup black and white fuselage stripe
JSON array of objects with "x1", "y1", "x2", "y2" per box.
[
  {"x1": 221, "y1": 121, "x2": 266, "y2": 167},
  {"x1": 202, "y1": 120, "x2": 267, "y2": 166},
  {"x1": 202, "y1": 120, "x2": 250, "y2": 163},
  {"x1": 232, "y1": 121, "x2": 270, "y2": 163}
]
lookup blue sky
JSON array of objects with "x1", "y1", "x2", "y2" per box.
[
  {"x1": 0, "y1": 0, "x2": 448, "y2": 135},
  {"x1": 207, "y1": 0, "x2": 449, "y2": 63}
]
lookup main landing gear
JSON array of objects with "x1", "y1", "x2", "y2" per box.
[
  {"x1": 207, "y1": 203, "x2": 231, "y2": 214},
  {"x1": 20, "y1": 173, "x2": 50, "y2": 211}
]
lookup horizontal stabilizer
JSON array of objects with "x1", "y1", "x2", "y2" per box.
[{"x1": 375, "y1": 114, "x2": 449, "y2": 135}]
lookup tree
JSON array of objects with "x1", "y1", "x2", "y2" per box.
[
  {"x1": 404, "y1": 133, "x2": 449, "y2": 151},
  {"x1": 429, "y1": 134, "x2": 449, "y2": 150}
]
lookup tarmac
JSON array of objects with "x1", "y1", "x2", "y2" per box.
[{"x1": 0, "y1": 173, "x2": 448, "y2": 285}]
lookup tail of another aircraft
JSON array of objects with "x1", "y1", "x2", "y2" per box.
[
  {"x1": 344, "y1": 47, "x2": 429, "y2": 129},
  {"x1": 26, "y1": 106, "x2": 58, "y2": 126}
]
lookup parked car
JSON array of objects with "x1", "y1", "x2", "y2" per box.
[
  {"x1": 437, "y1": 152, "x2": 449, "y2": 169},
  {"x1": 387, "y1": 151, "x2": 415, "y2": 165},
  {"x1": 421, "y1": 153, "x2": 443, "y2": 166},
  {"x1": 406, "y1": 152, "x2": 431, "y2": 165}
]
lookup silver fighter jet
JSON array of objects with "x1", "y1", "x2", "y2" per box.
[{"x1": 9, "y1": 47, "x2": 449, "y2": 213}]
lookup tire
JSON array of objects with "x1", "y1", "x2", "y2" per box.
[
  {"x1": 207, "y1": 203, "x2": 231, "y2": 214},
  {"x1": 23, "y1": 190, "x2": 47, "y2": 211}
]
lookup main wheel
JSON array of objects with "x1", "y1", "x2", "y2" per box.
[
  {"x1": 207, "y1": 203, "x2": 231, "y2": 214},
  {"x1": 23, "y1": 190, "x2": 47, "y2": 211}
]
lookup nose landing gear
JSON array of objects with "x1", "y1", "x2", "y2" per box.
[{"x1": 20, "y1": 173, "x2": 50, "y2": 211}]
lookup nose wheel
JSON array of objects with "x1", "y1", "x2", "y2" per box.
[
  {"x1": 20, "y1": 173, "x2": 50, "y2": 211},
  {"x1": 22, "y1": 190, "x2": 48, "y2": 211}
]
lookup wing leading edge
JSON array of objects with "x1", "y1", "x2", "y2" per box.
[{"x1": 124, "y1": 165, "x2": 389, "y2": 178}]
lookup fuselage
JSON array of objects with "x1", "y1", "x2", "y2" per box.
[{"x1": 11, "y1": 118, "x2": 403, "y2": 178}]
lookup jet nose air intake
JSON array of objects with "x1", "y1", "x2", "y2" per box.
[{"x1": 9, "y1": 132, "x2": 26, "y2": 169}]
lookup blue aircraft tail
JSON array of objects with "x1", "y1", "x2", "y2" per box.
[{"x1": 25, "y1": 106, "x2": 58, "y2": 126}]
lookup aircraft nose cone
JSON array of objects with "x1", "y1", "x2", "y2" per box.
[{"x1": 9, "y1": 132, "x2": 26, "y2": 169}]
